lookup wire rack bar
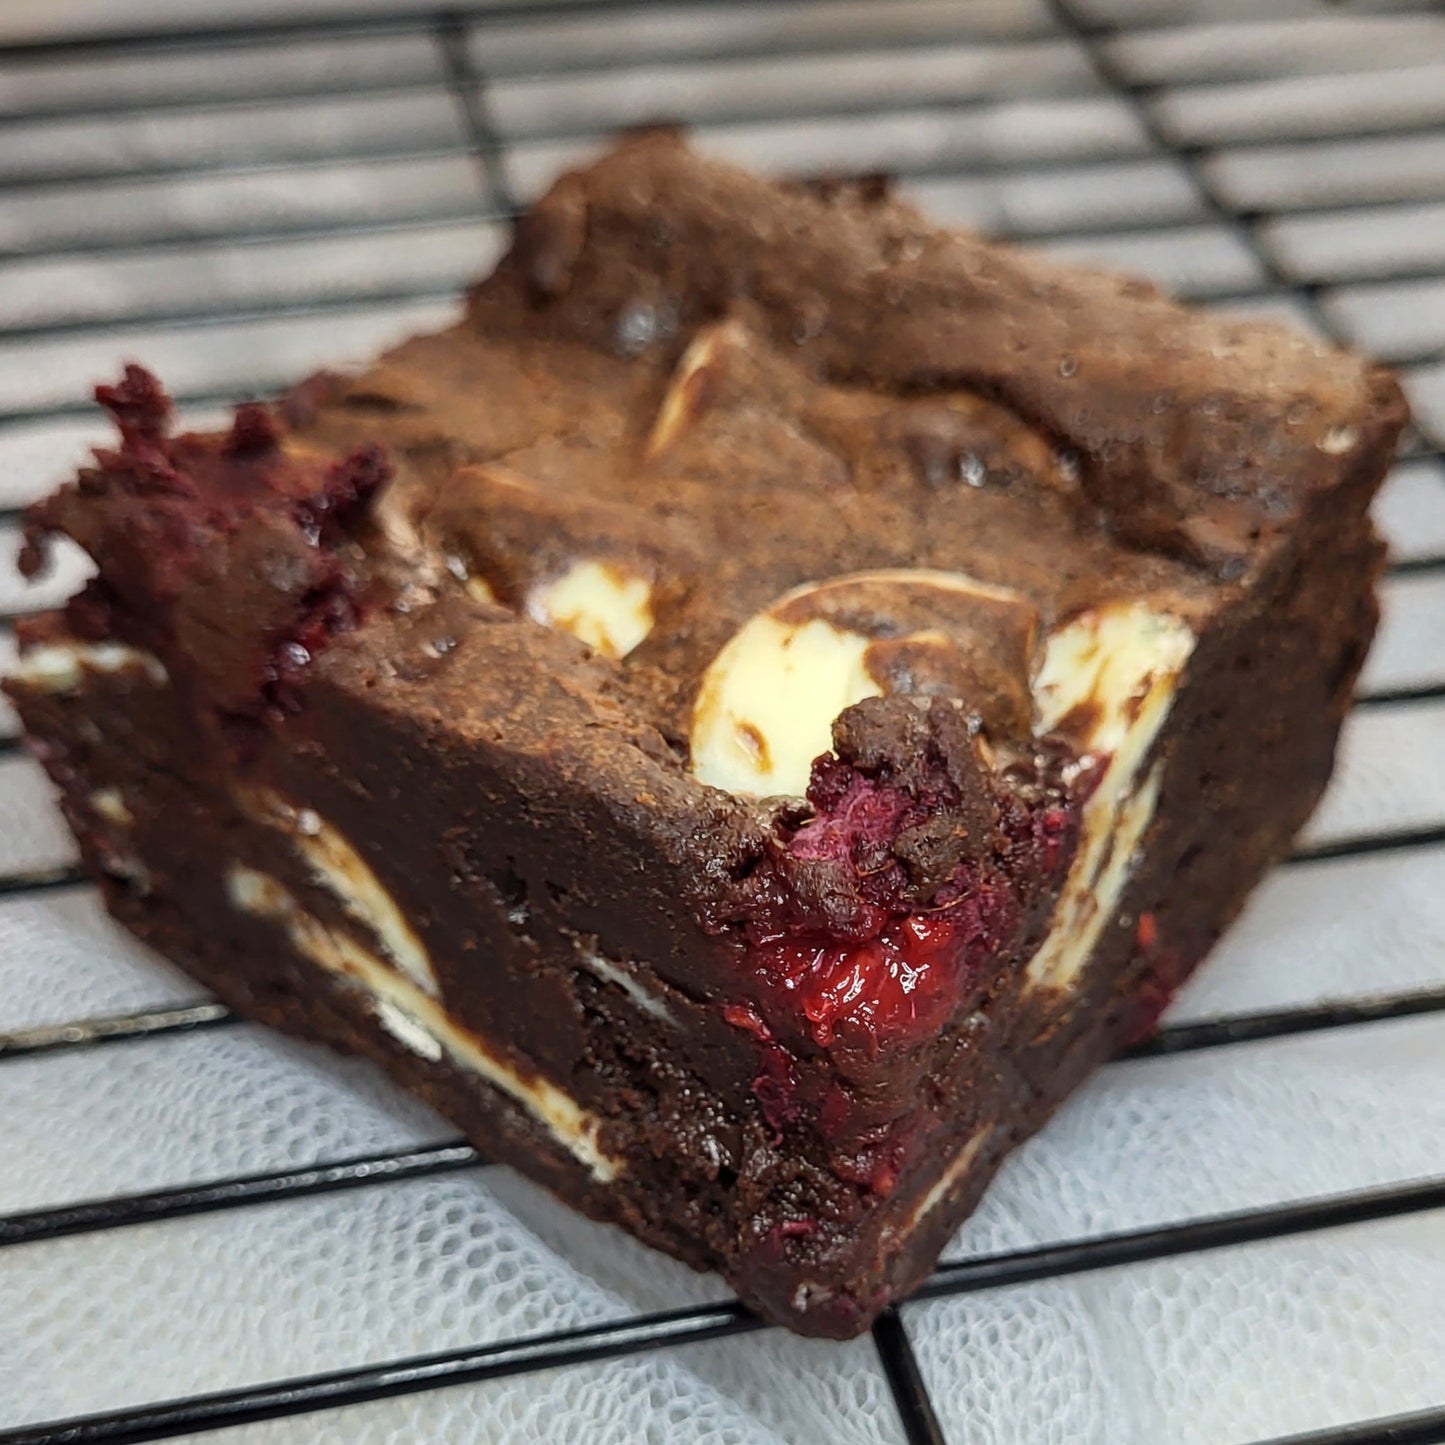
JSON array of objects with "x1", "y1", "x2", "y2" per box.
[
  {"x1": 872, "y1": 1307, "x2": 949, "y2": 1445},
  {"x1": 0, "y1": 861, "x2": 89, "y2": 899},
  {"x1": 5, "y1": 975, "x2": 1444, "y2": 1250},
  {"x1": 0, "y1": 0, "x2": 1127, "y2": 64},
  {"x1": 0, "y1": 1304, "x2": 769, "y2": 1445},
  {"x1": 0, "y1": 1000, "x2": 231, "y2": 1061},
  {"x1": 0, "y1": 285, "x2": 473, "y2": 344},
  {"x1": 1400, "y1": 441, "x2": 1445, "y2": 464},
  {"x1": 0, "y1": 30, "x2": 1438, "y2": 137},
  {"x1": 0, "y1": 142, "x2": 476, "y2": 195},
  {"x1": 1121, "y1": 986, "x2": 1445, "y2": 1060},
  {"x1": 0, "y1": 265, "x2": 1440, "y2": 350},
  {"x1": 0, "y1": 206, "x2": 506, "y2": 264},
  {"x1": 1251, "y1": 1403, "x2": 1445, "y2": 1445},
  {"x1": 0, "y1": 75, "x2": 452, "y2": 131},
  {"x1": 1355, "y1": 682, "x2": 1445, "y2": 708},
  {"x1": 1288, "y1": 822, "x2": 1445, "y2": 866},
  {"x1": 5, "y1": 104, "x2": 1444, "y2": 198},
  {"x1": 0, "y1": 46, "x2": 1091, "y2": 136},
  {"x1": 914, "y1": 1177, "x2": 1445, "y2": 1305},
  {"x1": 22, "y1": 0, "x2": 1435, "y2": 67},
  {"x1": 0, "y1": 39, "x2": 1071, "y2": 130},
  {"x1": 473, "y1": 98, "x2": 1445, "y2": 155},
  {"x1": 6, "y1": 34, "x2": 1444, "y2": 138},
  {"x1": 1391, "y1": 554, "x2": 1445, "y2": 578},
  {"x1": 3, "y1": 187, "x2": 1442, "y2": 270},
  {"x1": 435, "y1": 13, "x2": 519, "y2": 217},
  {"x1": 0, "y1": 388, "x2": 287, "y2": 429},
  {"x1": 0, "y1": 1142, "x2": 482, "y2": 1249},
  {"x1": 1, "y1": 1177, "x2": 1440, "y2": 1445}
]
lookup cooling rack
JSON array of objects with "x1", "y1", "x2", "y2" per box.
[{"x1": 1, "y1": 1, "x2": 1444, "y2": 1441}]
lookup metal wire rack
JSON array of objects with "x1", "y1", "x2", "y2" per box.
[{"x1": 0, "y1": 1, "x2": 1443, "y2": 1441}]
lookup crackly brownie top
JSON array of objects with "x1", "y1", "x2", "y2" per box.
[
  {"x1": 19, "y1": 134, "x2": 1407, "y2": 1021},
  {"x1": 269, "y1": 131, "x2": 1403, "y2": 745}
]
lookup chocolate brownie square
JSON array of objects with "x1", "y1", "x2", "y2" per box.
[{"x1": 5, "y1": 135, "x2": 1407, "y2": 1335}]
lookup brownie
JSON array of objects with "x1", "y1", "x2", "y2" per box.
[{"x1": 5, "y1": 134, "x2": 1407, "y2": 1337}]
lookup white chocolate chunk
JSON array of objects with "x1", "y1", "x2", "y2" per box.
[
  {"x1": 581, "y1": 949, "x2": 676, "y2": 1025},
  {"x1": 911, "y1": 1123, "x2": 993, "y2": 1228},
  {"x1": 691, "y1": 613, "x2": 878, "y2": 797},
  {"x1": 90, "y1": 788, "x2": 133, "y2": 826},
  {"x1": 692, "y1": 573, "x2": 1195, "y2": 996},
  {"x1": 1033, "y1": 604, "x2": 1193, "y2": 751},
  {"x1": 375, "y1": 998, "x2": 444, "y2": 1062},
  {"x1": 828, "y1": 567, "x2": 1026, "y2": 611},
  {"x1": 528, "y1": 559, "x2": 654, "y2": 660},
  {"x1": 239, "y1": 787, "x2": 438, "y2": 997},
  {"x1": 689, "y1": 569, "x2": 1024, "y2": 797},
  {"x1": 226, "y1": 863, "x2": 618, "y2": 1181},
  {"x1": 647, "y1": 320, "x2": 744, "y2": 460},
  {"x1": 11, "y1": 641, "x2": 168, "y2": 694},
  {"x1": 1025, "y1": 603, "x2": 1195, "y2": 990}
]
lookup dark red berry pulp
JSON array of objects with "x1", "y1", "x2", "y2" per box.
[
  {"x1": 750, "y1": 896, "x2": 1012, "y2": 1054},
  {"x1": 726, "y1": 733, "x2": 1081, "y2": 1061},
  {"x1": 715, "y1": 724, "x2": 1082, "y2": 1189},
  {"x1": 21, "y1": 366, "x2": 389, "y2": 726},
  {"x1": 1118, "y1": 911, "x2": 1191, "y2": 1046}
]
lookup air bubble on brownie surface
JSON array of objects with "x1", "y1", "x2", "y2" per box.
[
  {"x1": 689, "y1": 569, "x2": 1024, "y2": 797},
  {"x1": 527, "y1": 559, "x2": 654, "y2": 660},
  {"x1": 239, "y1": 787, "x2": 437, "y2": 996},
  {"x1": 1025, "y1": 604, "x2": 1194, "y2": 990},
  {"x1": 225, "y1": 862, "x2": 619, "y2": 1181},
  {"x1": 11, "y1": 641, "x2": 168, "y2": 694},
  {"x1": 580, "y1": 949, "x2": 676, "y2": 1025}
]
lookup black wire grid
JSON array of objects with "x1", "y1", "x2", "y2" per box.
[{"x1": 0, "y1": 2, "x2": 1443, "y2": 1441}]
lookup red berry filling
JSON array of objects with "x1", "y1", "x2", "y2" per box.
[
  {"x1": 732, "y1": 746, "x2": 1076, "y2": 1056},
  {"x1": 722, "y1": 1002, "x2": 802, "y2": 1139},
  {"x1": 749, "y1": 897, "x2": 1012, "y2": 1054},
  {"x1": 1119, "y1": 911, "x2": 1190, "y2": 1045},
  {"x1": 719, "y1": 715, "x2": 1082, "y2": 1165}
]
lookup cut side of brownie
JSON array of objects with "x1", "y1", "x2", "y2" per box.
[{"x1": 5, "y1": 135, "x2": 1406, "y2": 1337}]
